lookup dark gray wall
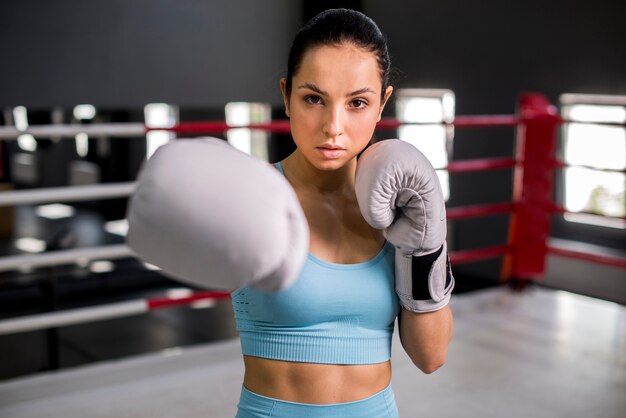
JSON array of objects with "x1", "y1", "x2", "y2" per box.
[
  {"x1": 0, "y1": 0, "x2": 301, "y2": 108},
  {"x1": 364, "y1": 0, "x2": 626, "y2": 114}
]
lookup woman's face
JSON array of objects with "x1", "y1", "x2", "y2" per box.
[{"x1": 281, "y1": 43, "x2": 393, "y2": 171}]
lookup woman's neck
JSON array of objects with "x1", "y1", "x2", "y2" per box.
[{"x1": 281, "y1": 150, "x2": 356, "y2": 197}]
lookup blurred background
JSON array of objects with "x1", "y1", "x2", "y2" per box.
[{"x1": 0, "y1": 0, "x2": 624, "y2": 381}]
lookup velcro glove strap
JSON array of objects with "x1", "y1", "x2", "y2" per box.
[{"x1": 395, "y1": 242, "x2": 455, "y2": 312}]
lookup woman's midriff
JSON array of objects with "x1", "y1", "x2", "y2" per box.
[{"x1": 242, "y1": 355, "x2": 392, "y2": 404}]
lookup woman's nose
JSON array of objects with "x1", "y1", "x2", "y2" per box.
[{"x1": 322, "y1": 105, "x2": 344, "y2": 138}]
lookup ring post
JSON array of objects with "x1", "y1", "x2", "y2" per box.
[{"x1": 502, "y1": 94, "x2": 561, "y2": 285}]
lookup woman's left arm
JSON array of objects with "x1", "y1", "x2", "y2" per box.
[{"x1": 398, "y1": 305, "x2": 453, "y2": 374}]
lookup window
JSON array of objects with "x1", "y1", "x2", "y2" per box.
[
  {"x1": 12, "y1": 106, "x2": 38, "y2": 152},
  {"x1": 225, "y1": 102, "x2": 271, "y2": 160},
  {"x1": 560, "y1": 94, "x2": 626, "y2": 229},
  {"x1": 395, "y1": 89, "x2": 455, "y2": 200},
  {"x1": 73, "y1": 104, "x2": 97, "y2": 157},
  {"x1": 144, "y1": 103, "x2": 178, "y2": 159}
]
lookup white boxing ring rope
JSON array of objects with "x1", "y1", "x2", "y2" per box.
[
  {"x1": 0, "y1": 182, "x2": 136, "y2": 207},
  {"x1": 0, "y1": 299, "x2": 148, "y2": 335},
  {"x1": 0, "y1": 123, "x2": 147, "y2": 139},
  {"x1": 0, "y1": 244, "x2": 134, "y2": 273}
]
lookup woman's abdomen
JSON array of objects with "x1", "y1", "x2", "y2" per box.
[{"x1": 242, "y1": 356, "x2": 392, "y2": 404}]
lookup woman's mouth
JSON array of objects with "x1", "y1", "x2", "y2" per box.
[{"x1": 317, "y1": 145, "x2": 345, "y2": 159}]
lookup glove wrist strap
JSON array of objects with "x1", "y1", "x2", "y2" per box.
[{"x1": 395, "y1": 243, "x2": 455, "y2": 313}]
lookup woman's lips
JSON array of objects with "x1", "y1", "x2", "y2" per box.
[{"x1": 317, "y1": 146, "x2": 345, "y2": 159}]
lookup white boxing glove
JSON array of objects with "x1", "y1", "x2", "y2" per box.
[
  {"x1": 126, "y1": 138, "x2": 309, "y2": 292},
  {"x1": 355, "y1": 139, "x2": 454, "y2": 312}
]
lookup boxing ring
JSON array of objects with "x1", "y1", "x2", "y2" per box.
[
  {"x1": 0, "y1": 93, "x2": 625, "y2": 417},
  {"x1": 0, "y1": 93, "x2": 624, "y2": 336}
]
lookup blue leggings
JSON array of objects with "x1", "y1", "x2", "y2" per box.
[{"x1": 235, "y1": 384, "x2": 399, "y2": 418}]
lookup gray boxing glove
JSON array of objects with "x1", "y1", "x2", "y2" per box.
[
  {"x1": 126, "y1": 138, "x2": 309, "y2": 291},
  {"x1": 355, "y1": 139, "x2": 454, "y2": 312}
]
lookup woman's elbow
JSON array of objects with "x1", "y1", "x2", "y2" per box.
[
  {"x1": 418, "y1": 360, "x2": 445, "y2": 374},
  {"x1": 411, "y1": 354, "x2": 447, "y2": 374}
]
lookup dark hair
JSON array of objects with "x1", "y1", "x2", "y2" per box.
[{"x1": 285, "y1": 9, "x2": 391, "y2": 101}]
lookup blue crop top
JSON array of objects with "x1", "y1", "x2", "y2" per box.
[{"x1": 230, "y1": 162, "x2": 399, "y2": 365}]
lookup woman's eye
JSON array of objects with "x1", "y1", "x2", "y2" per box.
[
  {"x1": 351, "y1": 99, "x2": 367, "y2": 108},
  {"x1": 304, "y1": 95, "x2": 322, "y2": 105}
]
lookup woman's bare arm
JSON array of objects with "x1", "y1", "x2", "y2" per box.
[{"x1": 398, "y1": 305, "x2": 453, "y2": 374}]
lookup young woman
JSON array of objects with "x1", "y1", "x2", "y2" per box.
[
  {"x1": 231, "y1": 8, "x2": 454, "y2": 418},
  {"x1": 128, "y1": 7, "x2": 453, "y2": 417}
]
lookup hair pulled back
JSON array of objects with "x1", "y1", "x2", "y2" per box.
[{"x1": 285, "y1": 9, "x2": 391, "y2": 100}]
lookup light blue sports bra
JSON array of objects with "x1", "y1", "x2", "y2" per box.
[{"x1": 230, "y1": 162, "x2": 399, "y2": 365}]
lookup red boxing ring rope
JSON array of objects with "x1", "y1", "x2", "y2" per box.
[
  {"x1": 547, "y1": 245, "x2": 626, "y2": 270},
  {"x1": 450, "y1": 245, "x2": 511, "y2": 265},
  {"x1": 376, "y1": 115, "x2": 520, "y2": 130},
  {"x1": 447, "y1": 203, "x2": 515, "y2": 220},
  {"x1": 146, "y1": 290, "x2": 230, "y2": 309},
  {"x1": 157, "y1": 115, "x2": 522, "y2": 134},
  {"x1": 446, "y1": 158, "x2": 517, "y2": 173}
]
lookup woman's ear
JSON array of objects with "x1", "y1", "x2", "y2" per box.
[
  {"x1": 279, "y1": 78, "x2": 290, "y2": 117},
  {"x1": 378, "y1": 85, "x2": 394, "y2": 121}
]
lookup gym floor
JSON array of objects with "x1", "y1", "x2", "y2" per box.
[{"x1": 1, "y1": 285, "x2": 625, "y2": 418}]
